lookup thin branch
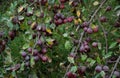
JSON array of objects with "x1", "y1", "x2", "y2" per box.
[
  {"x1": 109, "y1": 56, "x2": 120, "y2": 78},
  {"x1": 97, "y1": 15, "x2": 108, "y2": 54}
]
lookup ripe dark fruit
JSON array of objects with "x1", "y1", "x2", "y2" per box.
[
  {"x1": 113, "y1": 71, "x2": 120, "y2": 77},
  {"x1": 106, "y1": 6, "x2": 111, "y2": 11},
  {"x1": 41, "y1": 0, "x2": 47, "y2": 6},
  {"x1": 27, "y1": 47, "x2": 32, "y2": 53},
  {"x1": 84, "y1": 45, "x2": 90, "y2": 51},
  {"x1": 57, "y1": 19, "x2": 63, "y2": 25},
  {"x1": 79, "y1": 45, "x2": 85, "y2": 52},
  {"x1": 21, "y1": 51, "x2": 27, "y2": 58},
  {"x1": 41, "y1": 25, "x2": 46, "y2": 32},
  {"x1": 0, "y1": 32, "x2": 4, "y2": 38},
  {"x1": 29, "y1": 0, "x2": 34, "y2": 2},
  {"x1": 92, "y1": 42, "x2": 98, "y2": 48},
  {"x1": 82, "y1": 21, "x2": 89, "y2": 27},
  {"x1": 25, "y1": 56, "x2": 30, "y2": 61},
  {"x1": 34, "y1": 56, "x2": 39, "y2": 62},
  {"x1": 37, "y1": 39, "x2": 42, "y2": 46},
  {"x1": 86, "y1": 37, "x2": 92, "y2": 42},
  {"x1": 32, "y1": 33, "x2": 37, "y2": 39},
  {"x1": 41, "y1": 56, "x2": 48, "y2": 62},
  {"x1": 114, "y1": 21, "x2": 120, "y2": 27},
  {"x1": 64, "y1": 19, "x2": 68, "y2": 23},
  {"x1": 86, "y1": 28, "x2": 93, "y2": 34},
  {"x1": 60, "y1": 0, "x2": 66, "y2": 3},
  {"x1": 56, "y1": 13, "x2": 62, "y2": 18},
  {"x1": 116, "y1": 38, "x2": 120, "y2": 44},
  {"x1": 67, "y1": 16, "x2": 74, "y2": 22},
  {"x1": 60, "y1": 4, "x2": 65, "y2": 9},
  {"x1": 83, "y1": 27, "x2": 88, "y2": 32},
  {"x1": 41, "y1": 47, "x2": 47, "y2": 54},
  {"x1": 9, "y1": 31, "x2": 16, "y2": 40},
  {"x1": 27, "y1": 21, "x2": 32, "y2": 25},
  {"x1": 100, "y1": 16, "x2": 107, "y2": 22},
  {"x1": 72, "y1": 1, "x2": 78, "y2": 7},
  {"x1": 25, "y1": 62, "x2": 30, "y2": 67},
  {"x1": 40, "y1": 12, "x2": 44, "y2": 18},
  {"x1": 26, "y1": 12, "x2": 33, "y2": 17},
  {"x1": 66, "y1": 72, "x2": 77, "y2": 78},
  {"x1": 69, "y1": 53, "x2": 76, "y2": 58},
  {"x1": 93, "y1": 26, "x2": 99, "y2": 33},
  {"x1": 78, "y1": 66, "x2": 86, "y2": 75},
  {"x1": 12, "y1": 16, "x2": 19, "y2": 24},
  {"x1": 2, "y1": 40, "x2": 6, "y2": 46},
  {"x1": 33, "y1": 49, "x2": 39, "y2": 56},
  {"x1": 95, "y1": 65, "x2": 102, "y2": 73},
  {"x1": 103, "y1": 66, "x2": 109, "y2": 72}
]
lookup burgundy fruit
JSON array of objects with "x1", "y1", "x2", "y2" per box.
[
  {"x1": 37, "y1": 39, "x2": 42, "y2": 46},
  {"x1": 92, "y1": 42, "x2": 98, "y2": 47},
  {"x1": 66, "y1": 72, "x2": 77, "y2": 78},
  {"x1": 34, "y1": 56, "x2": 39, "y2": 62},
  {"x1": 21, "y1": 51, "x2": 27, "y2": 57},
  {"x1": 86, "y1": 28, "x2": 93, "y2": 34},
  {"x1": 41, "y1": 47, "x2": 47, "y2": 54},
  {"x1": 33, "y1": 49, "x2": 39, "y2": 56},
  {"x1": 82, "y1": 21, "x2": 89, "y2": 27},
  {"x1": 78, "y1": 66, "x2": 86, "y2": 75},
  {"x1": 27, "y1": 47, "x2": 32, "y2": 53},
  {"x1": 95, "y1": 65, "x2": 102, "y2": 73},
  {"x1": 103, "y1": 65, "x2": 109, "y2": 72},
  {"x1": 106, "y1": 6, "x2": 111, "y2": 11},
  {"x1": 41, "y1": 56, "x2": 48, "y2": 62},
  {"x1": 113, "y1": 71, "x2": 120, "y2": 77},
  {"x1": 93, "y1": 26, "x2": 99, "y2": 33},
  {"x1": 100, "y1": 16, "x2": 107, "y2": 22}
]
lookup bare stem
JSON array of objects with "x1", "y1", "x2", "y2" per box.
[
  {"x1": 97, "y1": 15, "x2": 108, "y2": 54},
  {"x1": 109, "y1": 56, "x2": 120, "y2": 78}
]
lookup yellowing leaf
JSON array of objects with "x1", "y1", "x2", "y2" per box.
[
  {"x1": 46, "y1": 38, "x2": 55, "y2": 46},
  {"x1": 69, "y1": 1, "x2": 73, "y2": 5},
  {"x1": 78, "y1": 18, "x2": 82, "y2": 23},
  {"x1": 91, "y1": 24, "x2": 96, "y2": 28},
  {"x1": 18, "y1": 6, "x2": 24, "y2": 13},
  {"x1": 93, "y1": 1, "x2": 99, "y2": 6},
  {"x1": 46, "y1": 28, "x2": 52, "y2": 34},
  {"x1": 76, "y1": 10, "x2": 81, "y2": 17},
  {"x1": 74, "y1": 19, "x2": 79, "y2": 25}
]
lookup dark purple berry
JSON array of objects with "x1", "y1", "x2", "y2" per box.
[{"x1": 95, "y1": 65, "x2": 102, "y2": 73}]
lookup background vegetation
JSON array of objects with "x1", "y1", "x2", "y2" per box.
[{"x1": 0, "y1": 0, "x2": 120, "y2": 78}]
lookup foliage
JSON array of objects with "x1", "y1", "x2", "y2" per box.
[{"x1": 0, "y1": 0, "x2": 120, "y2": 78}]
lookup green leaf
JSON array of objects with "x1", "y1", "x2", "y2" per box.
[
  {"x1": 27, "y1": 7, "x2": 33, "y2": 14},
  {"x1": 65, "y1": 41, "x2": 72, "y2": 50},
  {"x1": 100, "y1": 71, "x2": 105, "y2": 77},
  {"x1": 70, "y1": 66, "x2": 77, "y2": 73},
  {"x1": 45, "y1": 17, "x2": 51, "y2": 23},
  {"x1": 96, "y1": 56, "x2": 101, "y2": 64},
  {"x1": 98, "y1": 42, "x2": 102, "y2": 50},
  {"x1": 20, "y1": 62, "x2": 24, "y2": 71},
  {"x1": 81, "y1": 54, "x2": 87, "y2": 61},
  {"x1": 103, "y1": 52, "x2": 112, "y2": 59},
  {"x1": 109, "y1": 42, "x2": 117, "y2": 49},
  {"x1": 87, "y1": 58, "x2": 96, "y2": 67},
  {"x1": 67, "y1": 57, "x2": 74, "y2": 64},
  {"x1": 7, "y1": 20, "x2": 13, "y2": 29},
  {"x1": 63, "y1": 33, "x2": 68, "y2": 38},
  {"x1": 22, "y1": 43, "x2": 29, "y2": 50},
  {"x1": 30, "y1": 57, "x2": 35, "y2": 68},
  {"x1": 18, "y1": 16, "x2": 24, "y2": 21}
]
